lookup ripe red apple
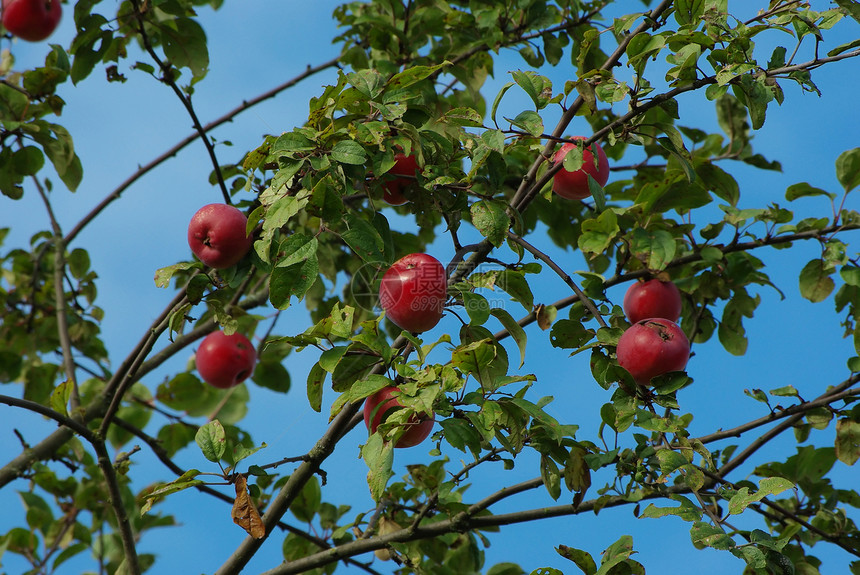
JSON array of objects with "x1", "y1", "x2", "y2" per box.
[
  {"x1": 1, "y1": 0, "x2": 62, "y2": 42},
  {"x1": 623, "y1": 279, "x2": 682, "y2": 325},
  {"x1": 379, "y1": 253, "x2": 446, "y2": 333},
  {"x1": 187, "y1": 203, "x2": 254, "y2": 269},
  {"x1": 552, "y1": 137, "x2": 610, "y2": 200},
  {"x1": 364, "y1": 386, "x2": 434, "y2": 448},
  {"x1": 381, "y1": 153, "x2": 419, "y2": 205},
  {"x1": 616, "y1": 319, "x2": 689, "y2": 385},
  {"x1": 195, "y1": 330, "x2": 257, "y2": 389}
]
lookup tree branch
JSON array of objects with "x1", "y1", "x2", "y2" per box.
[
  {"x1": 62, "y1": 59, "x2": 339, "y2": 245},
  {"x1": 507, "y1": 231, "x2": 608, "y2": 329}
]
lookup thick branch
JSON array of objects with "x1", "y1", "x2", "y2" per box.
[
  {"x1": 93, "y1": 441, "x2": 141, "y2": 575},
  {"x1": 110, "y1": 417, "x2": 383, "y2": 575}
]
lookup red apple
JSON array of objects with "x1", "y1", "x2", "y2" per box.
[
  {"x1": 195, "y1": 330, "x2": 257, "y2": 389},
  {"x1": 1, "y1": 0, "x2": 62, "y2": 42},
  {"x1": 187, "y1": 203, "x2": 254, "y2": 269},
  {"x1": 364, "y1": 386, "x2": 434, "y2": 448},
  {"x1": 623, "y1": 279, "x2": 682, "y2": 325},
  {"x1": 379, "y1": 253, "x2": 447, "y2": 333},
  {"x1": 616, "y1": 319, "x2": 689, "y2": 385},
  {"x1": 552, "y1": 137, "x2": 610, "y2": 200},
  {"x1": 381, "y1": 153, "x2": 419, "y2": 205}
]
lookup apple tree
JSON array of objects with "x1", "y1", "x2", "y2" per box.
[{"x1": 1, "y1": 1, "x2": 860, "y2": 574}]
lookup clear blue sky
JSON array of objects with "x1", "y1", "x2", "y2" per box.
[{"x1": 2, "y1": 2, "x2": 858, "y2": 574}]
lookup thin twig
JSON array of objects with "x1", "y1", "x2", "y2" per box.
[
  {"x1": 62, "y1": 56, "x2": 340, "y2": 246},
  {"x1": 507, "y1": 231, "x2": 608, "y2": 328}
]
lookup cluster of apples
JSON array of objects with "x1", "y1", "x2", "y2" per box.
[
  {"x1": 617, "y1": 279, "x2": 690, "y2": 386},
  {"x1": 181, "y1": 135, "x2": 612, "y2": 446},
  {"x1": 184, "y1": 202, "x2": 439, "y2": 447},
  {"x1": 1, "y1": 0, "x2": 62, "y2": 42}
]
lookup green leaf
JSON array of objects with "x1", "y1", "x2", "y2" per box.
[
  {"x1": 490, "y1": 82, "x2": 515, "y2": 126},
  {"x1": 506, "y1": 110, "x2": 544, "y2": 137},
  {"x1": 836, "y1": 147, "x2": 860, "y2": 192},
  {"x1": 452, "y1": 333, "x2": 509, "y2": 391},
  {"x1": 490, "y1": 307, "x2": 527, "y2": 368},
  {"x1": 50, "y1": 379, "x2": 73, "y2": 417},
  {"x1": 799, "y1": 259, "x2": 835, "y2": 303},
  {"x1": 69, "y1": 13, "x2": 112, "y2": 84},
  {"x1": 727, "y1": 477, "x2": 794, "y2": 515},
  {"x1": 230, "y1": 442, "x2": 267, "y2": 467},
  {"x1": 690, "y1": 521, "x2": 735, "y2": 550},
  {"x1": 386, "y1": 61, "x2": 449, "y2": 92},
  {"x1": 487, "y1": 563, "x2": 526, "y2": 575},
  {"x1": 329, "y1": 374, "x2": 391, "y2": 420},
  {"x1": 362, "y1": 432, "x2": 394, "y2": 501},
  {"x1": 549, "y1": 319, "x2": 594, "y2": 350},
  {"x1": 29, "y1": 122, "x2": 83, "y2": 192},
  {"x1": 674, "y1": 0, "x2": 705, "y2": 26},
  {"x1": 162, "y1": 18, "x2": 209, "y2": 80},
  {"x1": 154, "y1": 261, "x2": 199, "y2": 288},
  {"x1": 640, "y1": 495, "x2": 703, "y2": 522},
  {"x1": 578, "y1": 209, "x2": 619, "y2": 255},
  {"x1": 462, "y1": 291, "x2": 491, "y2": 326},
  {"x1": 330, "y1": 140, "x2": 367, "y2": 165},
  {"x1": 629, "y1": 228, "x2": 676, "y2": 271},
  {"x1": 540, "y1": 455, "x2": 562, "y2": 500},
  {"x1": 511, "y1": 70, "x2": 552, "y2": 110},
  {"x1": 341, "y1": 213, "x2": 385, "y2": 263},
  {"x1": 555, "y1": 545, "x2": 596, "y2": 575},
  {"x1": 656, "y1": 449, "x2": 690, "y2": 476},
  {"x1": 12, "y1": 146, "x2": 44, "y2": 176},
  {"x1": 306, "y1": 362, "x2": 326, "y2": 413},
  {"x1": 252, "y1": 358, "x2": 291, "y2": 393},
  {"x1": 195, "y1": 420, "x2": 227, "y2": 462},
  {"x1": 140, "y1": 469, "x2": 203, "y2": 514},
  {"x1": 698, "y1": 163, "x2": 739, "y2": 206},
  {"x1": 835, "y1": 418, "x2": 860, "y2": 466},
  {"x1": 270, "y1": 256, "x2": 319, "y2": 310},
  {"x1": 786, "y1": 182, "x2": 834, "y2": 201},
  {"x1": 443, "y1": 107, "x2": 485, "y2": 127},
  {"x1": 732, "y1": 75, "x2": 771, "y2": 130},
  {"x1": 291, "y1": 475, "x2": 321, "y2": 523},
  {"x1": 157, "y1": 423, "x2": 198, "y2": 458},
  {"x1": 496, "y1": 270, "x2": 534, "y2": 311},
  {"x1": 471, "y1": 200, "x2": 509, "y2": 247}
]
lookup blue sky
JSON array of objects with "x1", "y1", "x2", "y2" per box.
[{"x1": 2, "y1": 1, "x2": 859, "y2": 574}]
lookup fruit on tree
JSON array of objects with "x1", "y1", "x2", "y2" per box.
[
  {"x1": 379, "y1": 253, "x2": 446, "y2": 333},
  {"x1": 616, "y1": 319, "x2": 689, "y2": 385},
  {"x1": 381, "y1": 153, "x2": 419, "y2": 205},
  {"x1": 363, "y1": 386, "x2": 434, "y2": 448},
  {"x1": 1, "y1": 0, "x2": 62, "y2": 42},
  {"x1": 187, "y1": 203, "x2": 254, "y2": 269},
  {"x1": 552, "y1": 137, "x2": 610, "y2": 200},
  {"x1": 623, "y1": 279, "x2": 682, "y2": 325},
  {"x1": 195, "y1": 330, "x2": 257, "y2": 389}
]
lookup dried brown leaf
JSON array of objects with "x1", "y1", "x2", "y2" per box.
[{"x1": 232, "y1": 475, "x2": 265, "y2": 539}]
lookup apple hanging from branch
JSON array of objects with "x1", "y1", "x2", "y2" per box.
[
  {"x1": 364, "y1": 386, "x2": 434, "y2": 448},
  {"x1": 379, "y1": 253, "x2": 447, "y2": 333},
  {"x1": 616, "y1": 319, "x2": 690, "y2": 385},
  {"x1": 623, "y1": 279, "x2": 682, "y2": 325},
  {"x1": 552, "y1": 137, "x2": 610, "y2": 200},
  {"x1": 187, "y1": 203, "x2": 254, "y2": 269},
  {"x1": 195, "y1": 331, "x2": 257, "y2": 389},
  {"x1": 381, "y1": 152, "x2": 419, "y2": 205},
  {"x1": 1, "y1": 0, "x2": 62, "y2": 42}
]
